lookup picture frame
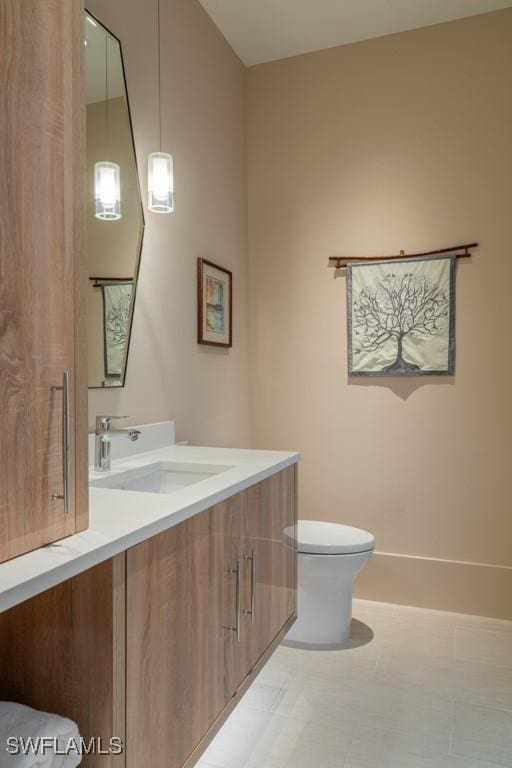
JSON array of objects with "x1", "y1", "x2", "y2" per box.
[
  {"x1": 197, "y1": 258, "x2": 233, "y2": 348},
  {"x1": 101, "y1": 280, "x2": 134, "y2": 380}
]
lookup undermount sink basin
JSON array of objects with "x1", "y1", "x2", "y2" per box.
[{"x1": 90, "y1": 461, "x2": 233, "y2": 494}]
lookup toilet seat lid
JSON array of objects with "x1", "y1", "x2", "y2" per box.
[{"x1": 289, "y1": 520, "x2": 375, "y2": 555}]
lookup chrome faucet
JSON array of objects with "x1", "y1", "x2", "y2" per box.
[{"x1": 94, "y1": 415, "x2": 141, "y2": 472}]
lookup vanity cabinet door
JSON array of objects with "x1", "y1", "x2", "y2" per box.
[
  {"x1": 126, "y1": 501, "x2": 242, "y2": 768},
  {"x1": 0, "y1": 0, "x2": 88, "y2": 562},
  {"x1": 126, "y1": 515, "x2": 210, "y2": 768},
  {"x1": 210, "y1": 494, "x2": 245, "y2": 705},
  {"x1": 240, "y1": 465, "x2": 297, "y2": 670}
]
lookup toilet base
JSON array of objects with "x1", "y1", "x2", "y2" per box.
[
  {"x1": 285, "y1": 580, "x2": 353, "y2": 645},
  {"x1": 285, "y1": 550, "x2": 373, "y2": 646}
]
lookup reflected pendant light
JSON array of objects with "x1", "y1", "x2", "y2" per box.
[
  {"x1": 95, "y1": 161, "x2": 121, "y2": 220},
  {"x1": 95, "y1": 33, "x2": 121, "y2": 220},
  {"x1": 148, "y1": 0, "x2": 174, "y2": 213}
]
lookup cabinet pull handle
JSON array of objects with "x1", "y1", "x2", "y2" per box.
[
  {"x1": 243, "y1": 550, "x2": 256, "y2": 624},
  {"x1": 227, "y1": 561, "x2": 241, "y2": 642},
  {"x1": 51, "y1": 371, "x2": 71, "y2": 516}
]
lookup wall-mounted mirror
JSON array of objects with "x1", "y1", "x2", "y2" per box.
[{"x1": 85, "y1": 11, "x2": 144, "y2": 388}]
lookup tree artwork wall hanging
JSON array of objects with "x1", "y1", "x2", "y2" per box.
[{"x1": 328, "y1": 244, "x2": 477, "y2": 377}]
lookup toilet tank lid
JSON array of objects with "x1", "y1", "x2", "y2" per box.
[{"x1": 286, "y1": 520, "x2": 375, "y2": 555}]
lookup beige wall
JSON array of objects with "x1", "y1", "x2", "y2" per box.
[
  {"x1": 247, "y1": 10, "x2": 512, "y2": 617},
  {"x1": 86, "y1": 0, "x2": 250, "y2": 446}
]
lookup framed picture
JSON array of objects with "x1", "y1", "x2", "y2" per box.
[
  {"x1": 101, "y1": 280, "x2": 134, "y2": 379},
  {"x1": 347, "y1": 255, "x2": 456, "y2": 376},
  {"x1": 197, "y1": 258, "x2": 232, "y2": 347}
]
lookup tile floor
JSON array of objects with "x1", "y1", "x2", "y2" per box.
[{"x1": 198, "y1": 599, "x2": 512, "y2": 768}]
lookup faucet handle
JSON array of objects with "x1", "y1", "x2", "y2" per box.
[{"x1": 95, "y1": 415, "x2": 129, "y2": 431}]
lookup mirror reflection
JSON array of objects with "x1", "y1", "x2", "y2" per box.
[{"x1": 85, "y1": 11, "x2": 144, "y2": 388}]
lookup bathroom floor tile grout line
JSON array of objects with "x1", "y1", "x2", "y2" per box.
[
  {"x1": 371, "y1": 647, "x2": 382, "y2": 677},
  {"x1": 451, "y1": 697, "x2": 512, "y2": 715},
  {"x1": 448, "y1": 699, "x2": 455, "y2": 757},
  {"x1": 341, "y1": 730, "x2": 356, "y2": 768}
]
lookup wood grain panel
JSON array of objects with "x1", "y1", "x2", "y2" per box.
[
  {"x1": 127, "y1": 510, "x2": 212, "y2": 768},
  {"x1": 210, "y1": 494, "x2": 244, "y2": 705},
  {"x1": 126, "y1": 497, "x2": 247, "y2": 768},
  {"x1": 0, "y1": 0, "x2": 87, "y2": 562},
  {"x1": 0, "y1": 555, "x2": 125, "y2": 767},
  {"x1": 241, "y1": 465, "x2": 297, "y2": 667}
]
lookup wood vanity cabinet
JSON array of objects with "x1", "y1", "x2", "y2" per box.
[
  {"x1": 126, "y1": 465, "x2": 297, "y2": 768},
  {"x1": 0, "y1": 466, "x2": 296, "y2": 768},
  {"x1": 0, "y1": 0, "x2": 88, "y2": 562}
]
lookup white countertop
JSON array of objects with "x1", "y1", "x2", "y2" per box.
[{"x1": 0, "y1": 444, "x2": 299, "y2": 614}]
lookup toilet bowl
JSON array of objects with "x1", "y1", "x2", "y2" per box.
[{"x1": 285, "y1": 520, "x2": 375, "y2": 646}]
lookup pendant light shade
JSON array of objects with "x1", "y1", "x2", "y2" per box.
[
  {"x1": 148, "y1": 152, "x2": 174, "y2": 213},
  {"x1": 95, "y1": 161, "x2": 121, "y2": 220}
]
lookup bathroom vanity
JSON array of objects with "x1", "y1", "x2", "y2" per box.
[{"x1": 0, "y1": 440, "x2": 298, "y2": 768}]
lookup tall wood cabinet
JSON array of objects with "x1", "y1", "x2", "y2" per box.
[{"x1": 0, "y1": 0, "x2": 88, "y2": 562}]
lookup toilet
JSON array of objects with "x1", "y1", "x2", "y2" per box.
[{"x1": 285, "y1": 520, "x2": 375, "y2": 646}]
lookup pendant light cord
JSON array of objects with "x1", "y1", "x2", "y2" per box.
[
  {"x1": 157, "y1": 0, "x2": 162, "y2": 152},
  {"x1": 105, "y1": 32, "x2": 109, "y2": 161}
]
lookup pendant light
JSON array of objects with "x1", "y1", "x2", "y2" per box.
[
  {"x1": 95, "y1": 161, "x2": 121, "y2": 220},
  {"x1": 95, "y1": 32, "x2": 121, "y2": 220},
  {"x1": 148, "y1": 0, "x2": 174, "y2": 213}
]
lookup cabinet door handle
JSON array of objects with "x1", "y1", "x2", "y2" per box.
[
  {"x1": 51, "y1": 371, "x2": 71, "y2": 516},
  {"x1": 227, "y1": 560, "x2": 241, "y2": 641},
  {"x1": 243, "y1": 550, "x2": 256, "y2": 624}
]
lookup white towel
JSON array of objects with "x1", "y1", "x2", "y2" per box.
[{"x1": 0, "y1": 702, "x2": 82, "y2": 768}]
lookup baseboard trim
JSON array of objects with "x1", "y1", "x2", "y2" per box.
[{"x1": 354, "y1": 551, "x2": 512, "y2": 619}]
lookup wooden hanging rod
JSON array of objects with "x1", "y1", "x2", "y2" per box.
[
  {"x1": 328, "y1": 242, "x2": 478, "y2": 270},
  {"x1": 89, "y1": 276, "x2": 134, "y2": 287}
]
